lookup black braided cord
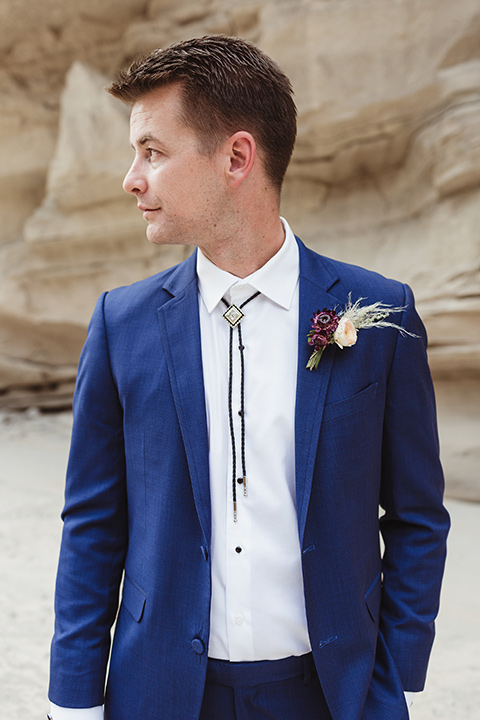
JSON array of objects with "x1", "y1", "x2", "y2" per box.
[{"x1": 221, "y1": 290, "x2": 260, "y2": 520}]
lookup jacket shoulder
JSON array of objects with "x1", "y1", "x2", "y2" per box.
[
  {"x1": 99, "y1": 252, "x2": 196, "y2": 325},
  {"x1": 301, "y1": 242, "x2": 408, "y2": 307}
]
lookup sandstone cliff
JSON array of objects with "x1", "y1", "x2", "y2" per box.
[{"x1": 0, "y1": 0, "x2": 478, "y2": 497}]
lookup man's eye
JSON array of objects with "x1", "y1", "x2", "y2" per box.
[{"x1": 146, "y1": 148, "x2": 159, "y2": 159}]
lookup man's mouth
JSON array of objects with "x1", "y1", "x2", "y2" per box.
[{"x1": 138, "y1": 203, "x2": 161, "y2": 213}]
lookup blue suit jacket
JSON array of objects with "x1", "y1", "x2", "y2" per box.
[{"x1": 49, "y1": 238, "x2": 449, "y2": 720}]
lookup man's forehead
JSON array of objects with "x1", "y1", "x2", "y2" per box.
[
  {"x1": 129, "y1": 87, "x2": 186, "y2": 135},
  {"x1": 129, "y1": 95, "x2": 161, "y2": 126},
  {"x1": 129, "y1": 107, "x2": 156, "y2": 147},
  {"x1": 129, "y1": 104, "x2": 155, "y2": 131}
]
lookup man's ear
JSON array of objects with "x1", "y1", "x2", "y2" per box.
[{"x1": 224, "y1": 132, "x2": 256, "y2": 188}]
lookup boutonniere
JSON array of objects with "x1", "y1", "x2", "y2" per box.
[{"x1": 306, "y1": 295, "x2": 417, "y2": 370}]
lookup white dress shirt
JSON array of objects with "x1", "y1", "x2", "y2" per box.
[
  {"x1": 49, "y1": 219, "x2": 415, "y2": 717},
  {"x1": 197, "y1": 219, "x2": 311, "y2": 661}
]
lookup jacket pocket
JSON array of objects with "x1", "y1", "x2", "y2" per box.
[
  {"x1": 364, "y1": 570, "x2": 382, "y2": 623},
  {"x1": 322, "y1": 381, "x2": 378, "y2": 423},
  {"x1": 122, "y1": 574, "x2": 146, "y2": 622}
]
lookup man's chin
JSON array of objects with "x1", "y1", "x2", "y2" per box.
[
  {"x1": 146, "y1": 225, "x2": 168, "y2": 245},
  {"x1": 146, "y1": 223, "x2": 192, "y2": 247}
]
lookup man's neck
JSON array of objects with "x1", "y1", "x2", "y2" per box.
[{"x1": 198, "y1": 215, "x2": 285, "y2": 279}]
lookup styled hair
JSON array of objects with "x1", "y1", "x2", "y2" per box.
[{"x1": 107, "y1": 35, "x2": 297, "y2": 192}]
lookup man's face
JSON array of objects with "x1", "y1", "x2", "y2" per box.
[{"x1": 124, "y1": 83, "x2": 228, "y2": 248}]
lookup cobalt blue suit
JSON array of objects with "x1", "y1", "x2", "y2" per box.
[{"x1": 49, "y1": 238, "x2": 449, "y2": 720}]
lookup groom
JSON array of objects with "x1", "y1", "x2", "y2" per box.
[{"x1": 49, "y1": 35, "x2": 449, "y2": 720}]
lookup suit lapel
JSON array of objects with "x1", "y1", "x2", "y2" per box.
[
  {"x1": 157, "y1": 252, "x2": 211, "y2": 545},
  {"x1": 295, "y1": 240, "x2": 340, "y2": 544}
]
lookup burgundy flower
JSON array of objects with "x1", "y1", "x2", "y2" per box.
[{"x1": 308, "y1": 308, "x2": 339, "y2": 349}]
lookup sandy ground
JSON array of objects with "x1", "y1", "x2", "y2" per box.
[{"x1": 0, "y1": 410, "x2": 478, "y2": 719}]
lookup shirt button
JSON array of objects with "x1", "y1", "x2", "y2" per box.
[
  {"x1": 234, "y1": 615, "x2": 244, "y2": 625},
  {"x1": 235, "y1": 546, "x2": 242, "y2": 554}
]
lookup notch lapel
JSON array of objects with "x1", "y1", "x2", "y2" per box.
[
  {"x1": 157, "y1": 253, "x2": 211, "y2": 546},
  {"x1": 295, "y1": 240, "x2": 340, "y2": 544}
]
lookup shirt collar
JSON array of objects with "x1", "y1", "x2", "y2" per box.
[{"x1": 196, "y1": 218, "x2": 299, "y2": 313}]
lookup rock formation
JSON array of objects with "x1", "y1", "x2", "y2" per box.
[{"x1": 0, "y1": 0, "x2": 478, "y2": 497}]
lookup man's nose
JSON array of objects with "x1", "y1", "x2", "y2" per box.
[{"x1": 123, "y1": 160, "x2": 147, "y2": 195}]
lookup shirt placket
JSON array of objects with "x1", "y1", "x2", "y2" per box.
[{"x1": 224, "y1": 283, "x2": 255, "y2": 660}]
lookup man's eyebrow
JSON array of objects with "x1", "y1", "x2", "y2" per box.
[
  {"x1": 130, "y1": 134, "x2": 163, "y2": 149},
  {"x1": 139, "y1": 135, "x2": 158, "y2": 146}
]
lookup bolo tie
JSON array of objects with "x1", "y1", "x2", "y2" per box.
[{"x1": 221, "y1": 290, "x2": 261, "y2": 522}]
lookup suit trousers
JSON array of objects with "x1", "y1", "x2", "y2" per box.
[{"x1": 199, "y1": 653, "x2": 332, "y2": 720}]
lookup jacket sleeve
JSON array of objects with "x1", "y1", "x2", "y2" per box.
[
  {"x1": 49, "y1": 292, "x2": 127, "y2": 708},
  {"x1": 379, "y1": 283, "x2": 450, "y2": 691}
]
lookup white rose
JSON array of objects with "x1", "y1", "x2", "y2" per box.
[{"x1": 334, "y1": 317, "x2": 357, "y2": 348}]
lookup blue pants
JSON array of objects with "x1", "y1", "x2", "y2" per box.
[{"x1": 199, "y1": 654, "x2": 332, "y2": 720}]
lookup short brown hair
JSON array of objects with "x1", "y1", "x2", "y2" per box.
[{"x1": 107, "y1": 35, "x2": 297, "y2": 192}]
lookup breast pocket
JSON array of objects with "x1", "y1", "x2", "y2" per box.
[{"x1": 322, "y1": 381, "x2": 379, "y2": 424}]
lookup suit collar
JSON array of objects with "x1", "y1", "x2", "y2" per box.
[
  {"x1": 296, "y1": 235, "x2": 339, "y2": 296},
  {"x1": 162, "y1": 249, "x2": 198, "y2": 297}
]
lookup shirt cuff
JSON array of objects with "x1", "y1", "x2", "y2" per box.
[
  {"x1": 50, "y1": 703, "x2": 104, "y2": 720},
  {"x1": 404, "y1": 691, "x2": 416, "y2": 709}
]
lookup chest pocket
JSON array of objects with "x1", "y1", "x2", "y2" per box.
[{"x1": 322, "y1": 381, "x2": 378, "y2": 424}]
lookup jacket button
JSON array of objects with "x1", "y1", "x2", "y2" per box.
[{"x1": 191, "y1": 638, "x2": 205, "y2": 655}]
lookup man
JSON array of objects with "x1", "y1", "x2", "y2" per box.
[{"x1": 48, "y1": 35, "x2": 449, "y2": 720}]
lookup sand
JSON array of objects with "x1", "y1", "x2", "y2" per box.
[{"x1": 0, "y1": 409, "x2": 478, "y2": 719}]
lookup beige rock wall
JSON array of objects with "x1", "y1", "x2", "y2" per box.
[{"x1": 0, "y1": 0, "x2": 478, "y2": 497}]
